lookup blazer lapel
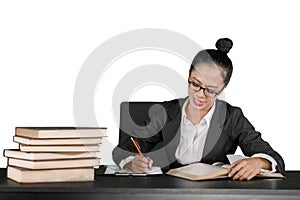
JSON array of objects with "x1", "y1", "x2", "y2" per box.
[
  {"x1": 157, "y1": 98, "x2": 227, "y2": 166},
  {"x1": 161, "y1": 98, "x2": 186, "y2": 164},
  {"x1": 202, "y1": 100, "x2": 227, "y2": 158}
]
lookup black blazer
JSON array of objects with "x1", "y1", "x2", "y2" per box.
[{"x1": 112, "y1": 98, "x2": 285, "y2": 174}]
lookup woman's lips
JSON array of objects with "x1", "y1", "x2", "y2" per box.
[{"x1": 192, "y1": 98, "x2": 205, "y2": 107}]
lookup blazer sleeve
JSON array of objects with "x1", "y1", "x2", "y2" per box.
[
  {"x1": 112, "y1": 103, "x2": 167, "y2": 167},
  {"x1": 230, "y1": 107, "x2": 285, "y2": 174}
]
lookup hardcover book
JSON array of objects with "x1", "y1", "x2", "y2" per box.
[
  {"x1": 15, "y1": 127, "x2": 107, "y2": 139},
  {"x1": 8, "y1": 157, "x2": 100, "y2": 169},
  {"x1": 13, "y1": 136, "x2": 103, "y2": 145},
  {"x1": 4, "y1": 149, "x2": 99, "y2": 160},
  {"x1": 19, "y1": 144, "x2": 100, "y2": 152},
  {"x1": 7, "y1": 166, "x2": 95, "y2": 183}
]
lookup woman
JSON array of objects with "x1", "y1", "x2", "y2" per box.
[{"x1": 112, "y1": 38, "x2": 285, "y2": 180}]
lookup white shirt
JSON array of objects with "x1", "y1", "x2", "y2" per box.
[{"x1": 175, "y1": 98, "x2": 215, "y2": 164}]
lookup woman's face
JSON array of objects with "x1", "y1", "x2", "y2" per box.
[{"x1": 188, "y1": 64, "x2": 225, "y2": 112}]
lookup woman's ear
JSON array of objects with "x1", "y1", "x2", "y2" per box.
[{"x1": 215, "y1": 84, "x2": 227, "y2": 99}]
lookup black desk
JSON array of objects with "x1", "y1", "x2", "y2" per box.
[{"x1": 0, "y1": 168, "x2": 299, "y2": 200}]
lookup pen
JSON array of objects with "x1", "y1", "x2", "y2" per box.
[
  {"x1": 130, "y1": 137, "x2": 152, "y2": 171},
  {"x1": 130, "y1": 137, "x2": 143, "y2": 156}
]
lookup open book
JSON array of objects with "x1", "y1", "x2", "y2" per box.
[
  {"x1": 167, "y1": 163, "x2": 229, "y2": 181},
  {"x1": 167, "y1": 155, "x2": 285, "y2": 181}
]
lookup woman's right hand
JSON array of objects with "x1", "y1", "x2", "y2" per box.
[{"x1": 124, "y1": 155, "x2": 153, "y2": 173}]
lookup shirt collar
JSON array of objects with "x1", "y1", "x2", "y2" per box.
[{"x1": 181, "y1": 97, "x2": 216, "y2": 127}]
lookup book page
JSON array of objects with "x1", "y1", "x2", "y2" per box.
[
  {"x1": 176, "y1": 163, "x2": 225, "y2": 176},
  {"x1": 212, "y1": 162, "x2": 230, "y2": 169},
  {"x1": 226, "y1": 154, "x2": 248, "y2": 164}
]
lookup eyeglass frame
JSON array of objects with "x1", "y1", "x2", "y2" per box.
[{"x1": 188, "y1": 80, "x2": 225, "y2": 98}]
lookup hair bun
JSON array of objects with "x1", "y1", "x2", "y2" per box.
[{"x1": 215, "y1": 38, "x2": 233, "y2": 54}]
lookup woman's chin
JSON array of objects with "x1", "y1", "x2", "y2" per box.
[
  {"x1": 189, "y1": 99, "x2": 206, "y2": 110},
  {"x1": 192, "y1": 99, "x2": 205, "y2": 107}
]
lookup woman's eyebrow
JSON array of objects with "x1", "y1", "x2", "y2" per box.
[{"x1": 192, "y1": 77, "x2": 218, "y2": 88}]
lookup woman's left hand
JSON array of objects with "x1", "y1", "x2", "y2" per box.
[{"x1": 228, "y1": 157, "x2": 271, "y2": 181}]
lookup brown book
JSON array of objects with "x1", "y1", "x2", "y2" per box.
[
  {"x1": 7, "y1": 166, "x2": 94, "y2": 183},
  {"x1": 167, "y1": 163, "x2": 285, "y2": 181},
  {"x1": 4, "y1": 149, "x2": 99, "y2": 161},
  {"x1": 13, "y1": 136, "x2": 103, "y2": 145},
  {"x1": 19, "y1": 144, "x2": 100, "y2": 152},
  {"x1": 15, "y1": 127, "x2": 107, "y2": 139},
  {"x1": 8, "y1": 157, "x2": 100, "y2": 169}
]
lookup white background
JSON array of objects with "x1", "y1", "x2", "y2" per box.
[{"x1": 0, "y1": 0, "x2": 299, "y2": 169}]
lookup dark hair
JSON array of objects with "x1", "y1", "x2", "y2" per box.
[{"x1": 189, "y1": 38, "x2": 233, "y2": 85}]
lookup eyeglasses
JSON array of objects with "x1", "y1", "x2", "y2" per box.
[{"x1": 188, "y1": 80, "x2": 221, "y2": 98}]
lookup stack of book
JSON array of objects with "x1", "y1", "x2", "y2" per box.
[{"x1": 4, "y1": 127, "x2": 107, "y2": 183}]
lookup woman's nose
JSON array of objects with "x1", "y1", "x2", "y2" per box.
[{"x1": 195, "y1": 88, "x2": 206, "y2": 98}]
